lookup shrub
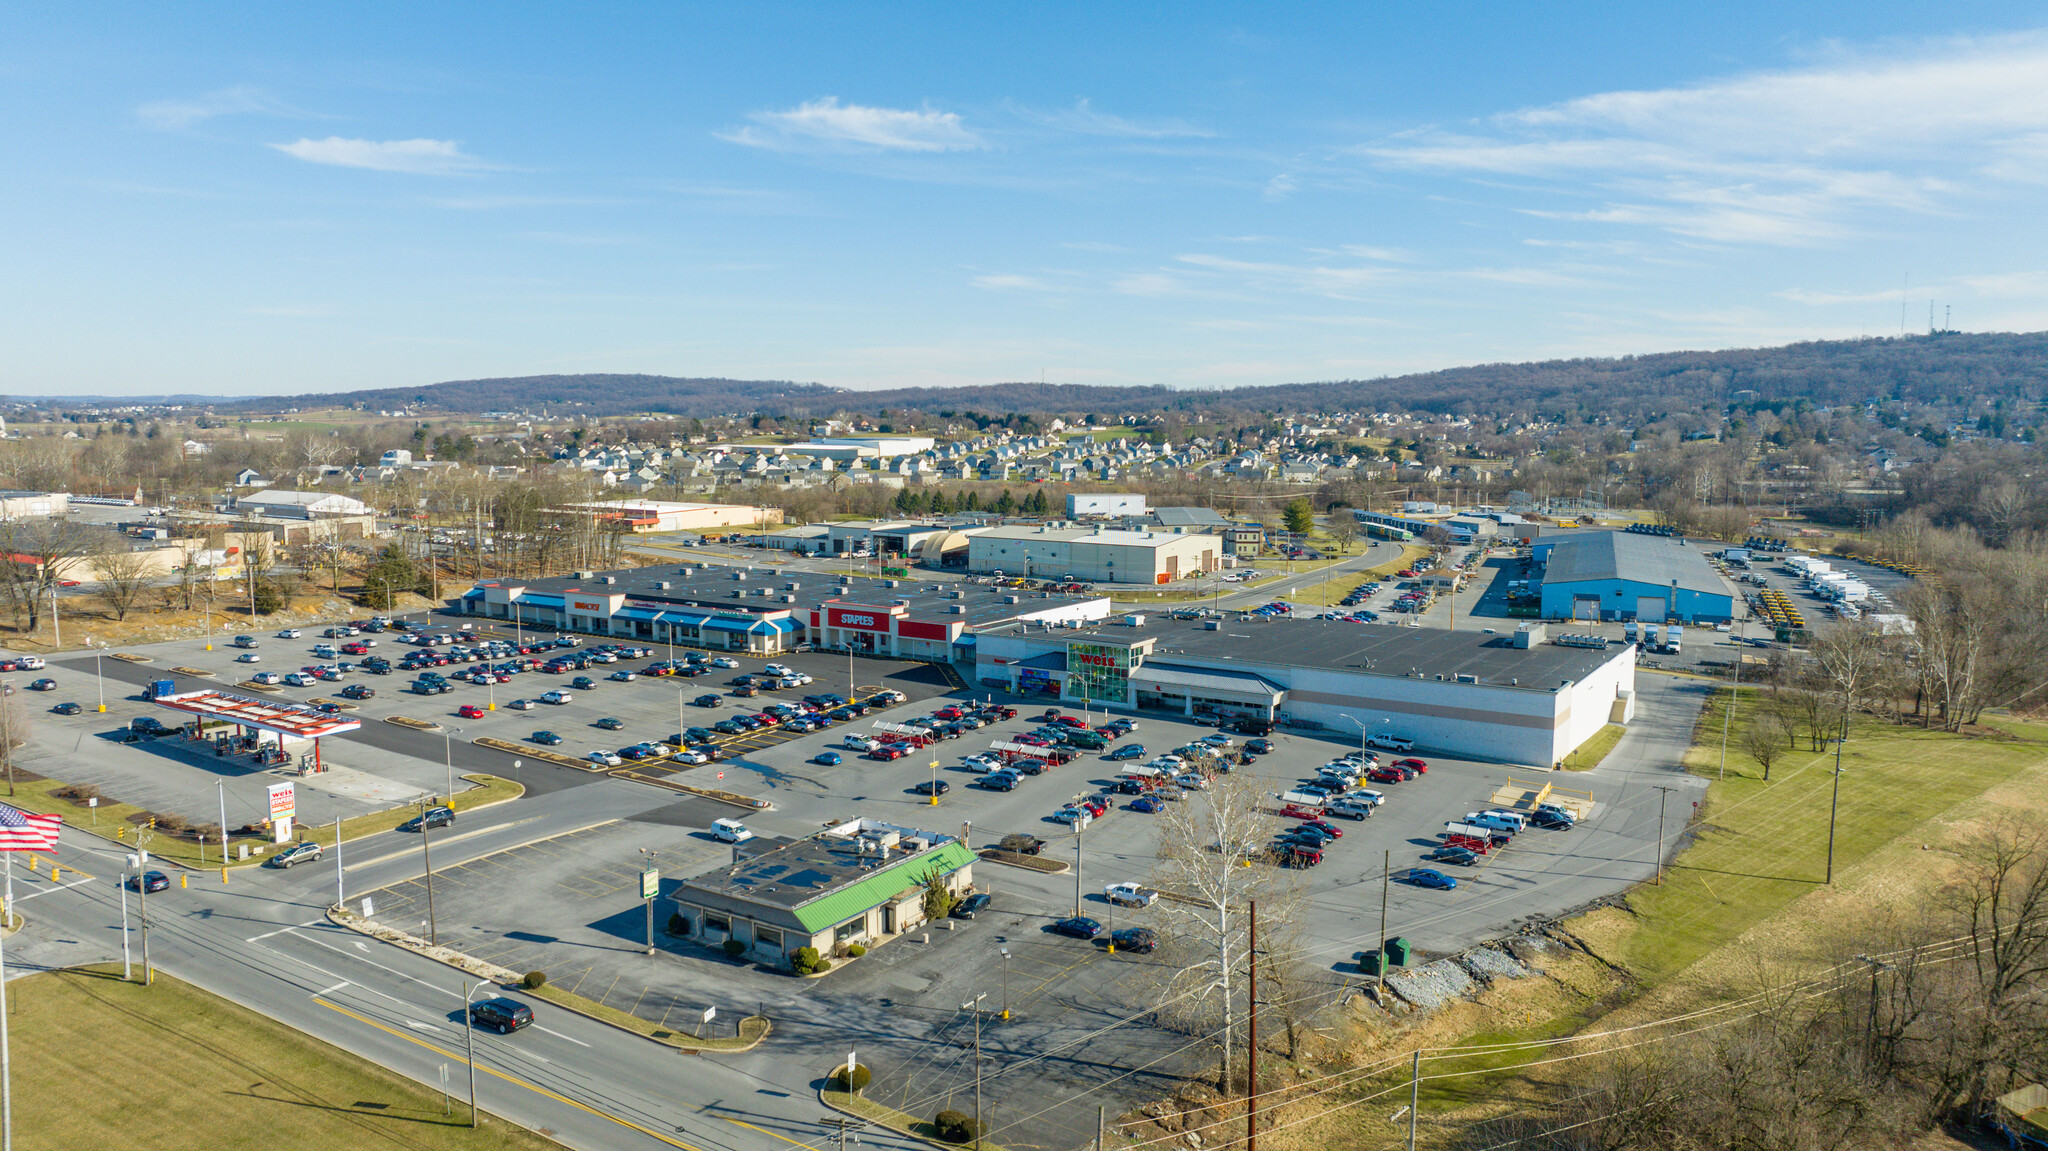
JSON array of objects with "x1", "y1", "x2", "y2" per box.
[
  {"x1": 55, "y1": 784, "x2": 100, "y2": 802},
  {"x1": 791, "y1": 946, "x2": 830, "y2": 975},
  {"x1": 667, "y1": 912, "x2": 688, "y2": 936},
  {"x1": 933, "y1": 1110, "x2": 980, "y2": 1144},
  {"x1": 845, "y1": 943, "x2": 867, "y2": 958},
  {"x1": 723, "y1": 939, "x2": 746, "y2": 956},
  {"x1": 152, "y1": 812, "x2": 189, "y2": 834},
  {"x1": 521, "y1": 971, "x2": 548, "y2": 990},
  {"x1": 830, "y1": 1063, "x2": 872, "y2": 1093}
]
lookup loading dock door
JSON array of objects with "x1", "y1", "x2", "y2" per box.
[
  {"x1": 1572, "y1": 594, "x2": 1600, "y2": 621},
  {"x1": 1635, "y1": 595, "x2": 1667, "y2": 623}
]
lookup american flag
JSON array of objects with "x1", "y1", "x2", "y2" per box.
[{"x1": 0, "y1": 804, "x2": 60, "y2": 852}]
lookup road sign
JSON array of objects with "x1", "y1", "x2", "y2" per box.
[
  {"x1": 641, "y1": 868, "x2": 659, "y2": 900},
  {"x1": 701, "y1": 1005, "x2": 717, "y2": 1024},
  {"x1": 360, "y1": 896, "x2": 375, "y2": 917}
]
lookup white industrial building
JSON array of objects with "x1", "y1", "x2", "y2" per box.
[
  {"x1": 1067, "y1": 493, "x2": 1148, "y2": 518},
  {"x1": 975, "y1": 617, "x2": 1635, "y2": 766},
  {"x1": 966, "y1": 526, "x2": 1218, "y2": 585}
]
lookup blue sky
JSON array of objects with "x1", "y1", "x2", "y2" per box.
[{"x1": 7, "y1": 4, "x2": 2048, "y2": 396}]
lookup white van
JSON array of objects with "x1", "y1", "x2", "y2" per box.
[
  {"x1": 1479, "y1": 809, "x2": 1529, "y2": 832},
  {"x1": 711, "y1": 818, "x2": 754, "y2": 843},
  {"x1": 1463, "y1": 812, "x2": 1521, "y2": 834}
]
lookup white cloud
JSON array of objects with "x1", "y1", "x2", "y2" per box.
[
  {"x1": 972, "y1": 274, "x2": 1067, "y2": 292},
  {"x1": 1011, "y1": 98, "x2": 1213, "y2": 139},
  {"x1": 722, "y1": 97, "x2": 982, "y2": 153},
  {"x1": 269, "y1": 137, "x2": 488, "y2": 174},
  {"x1": 1364, "y1": 32, "x2": 2048, "y2": 245},
  {"x1": 1262, "y1": 173, "x2": 1298, "y2": 202},
  {"x1": 1177, "y1": 252, "x2": 1392, "y2": 297},
  {"x1": 139, "y1": 86, "x2": 305, "y2": 130}
]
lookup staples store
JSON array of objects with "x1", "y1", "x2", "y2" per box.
[{"x1": 811, "y1": 601, "x2": 966, "y2": 662}]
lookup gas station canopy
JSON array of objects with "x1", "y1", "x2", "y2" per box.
[{"x1": 152, "y1": 689, "x2": 362, "y2": 740}]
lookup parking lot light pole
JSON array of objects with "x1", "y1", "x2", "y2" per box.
[
  {"x1": 442, "y1": 727, "x2": 462, "y2": 800},
  {"x1": 963, "y1": 993, "x2": 986, "y2": 1151},
  {"x1": 1073, "y1": 823, "x2": 1084, "y2": 917},
  {"x1": 463, "y1": 979, "x2": 491, "y2": 1128},
  {"x1": 418, "y1": 795, "x2": 439, "y2": 945},
  {"x1": 999, "y1": 947, "x2": 1010, "y2": 1020},
  {"x1": 92, "y1": 641, "x2": 107, "y2": 713},
  {"x1": 930, "y1": 759, "x2": 940, "y2": 806}
]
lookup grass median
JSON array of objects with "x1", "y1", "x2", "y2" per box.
[
  {"x1": 1557, "y1": 723, "x2": 1626, "y2": 771},
  {"x1": 21, "y1": 772, "x2": 522, "y2": 870},
  {"x1": 524, "y1": 982, "x2": 769, "y2": 1051},
  {"x1": 10, "y1": 964, "x2": 563, "y2": 1150},
  {"x1": 824, "y1": 1088, "x2": 1013, "y2": 1151}
]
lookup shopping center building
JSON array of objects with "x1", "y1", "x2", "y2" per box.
[{"x1": 974, "y1": 616, "x2": 1636, "y2": 766}]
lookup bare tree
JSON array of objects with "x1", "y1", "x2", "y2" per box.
[
  {"x1": 1743, "y1": 712, "x2": 1787, "y2": 780},
  {"x1": 1148, "y1": 769, "x2": 1287, "y2": 1089},
  {"x1": 96, "y1": 546, "x2": 154, "y2": 622}
]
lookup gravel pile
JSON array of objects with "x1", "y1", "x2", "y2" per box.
[
  {"x1": 1460, "y1": 945, "x2": 1529, "y2": 984},
  {"x1": 1387, "y1": 957, "x2": 1477, "y2": 1010}
]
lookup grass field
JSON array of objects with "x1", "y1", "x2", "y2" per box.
[
  {"x1": 22, "y1": 773, "x2": 521, "y2": 871},
  {"x1": 1558, "y1": 723, "x2": 1626, "y2": 771},
  {"x1": 9, "y1": 965, "x2": 562, "y2": 1151},
  {"x1": 1622, "y1": 700, "x2": 2048, "y2": 982}
]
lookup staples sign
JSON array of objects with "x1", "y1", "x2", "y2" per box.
[{"x1": 829, "y1": 608, "x2": 890, "y2": 633}]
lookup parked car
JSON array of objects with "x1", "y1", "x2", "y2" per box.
[
  {"x1": 1404, "y1": 868, "x2": 1458, "y2": 890},
  {"x1": 27, "y1": 679, "x2": 55, "y2": 692},
  {"x1": 694, "y1": 694, "x2": 723, "y2": 708},
  {"x1": 457, "y1": 704, "x2": 486, "y2": 719},
  {"x1": 912, "y1": 780, "x2": 950, "y2": 796},
  {"x1": 51, "y1": 702, "x2": 81, "y2": 715},
  {"x1": 339, "y1": 684, "x2": 375, "y2": 700},
  {"x1": 1427, "y1": 846, "x2": 1480, "y2": 867},
  {"x1": 710, "y1": 657, "x2": 739, "y2": 668},
  {"x1": 235, "y1": 653, "x2": 262, "y2": 664},
  {"x1": 1129, "y1": 796, "x2": 1164, "y2": 814},
  {"x1": 1364, "y1": 732, "x2": 1415, "y2": 752},
  {"x1": 540, "y1": 691, "x2": 573, "y2": 704},
  {"x1": 268, "y1": 841, "x2": 324, "y2": 869},
  {"x1": 1110, "y1": 927, "x2": 1157, "y2": 953},
  {"x1": 1105, "y1": 744, "x2": 1147, "y2": 761},
  {"x1": 1103, "y1": 882, "x2": 1157, "y2": 907},
  {"x1": 276, "y1": 628, "x2": 302, "y2": 639},
  {"x1": 570, "y1": 677, "x2": 598, "y2": 691},
  {"x1": 594, "y1": 716, "x2": 625, "y2": 731},
  {"x1": 951, "y1": 892, "x2": 992, "y2": 919},
  {"x1": 251, "y1": 672, "x2": 282, "y2": 685},
  {"x1": 468, "y1": 997, "x2": 534, "y2": 1034},
  {"x1": 1051, "y1": 916, "x2": 1103, "y2": 940},
  {"x1": 587, "y1": 749, "x2": 623, "y2": 767},
  {"x1": 529, "y1": 730, "x2": 564, "y2": 745},
  {"x1": 505, "y1": 697, "x2": 534, "y2": 710},
  {"x1": 1393, "y1": 758, "x2": 1430, "y2": 774},
  {"x1": 401, "y1": 806, "x2": 456, "y2": 832},
  {"x1": 813, "y1": 751, "x2": 843, "y2": 766}
]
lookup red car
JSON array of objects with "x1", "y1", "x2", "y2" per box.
[
  {"x1": 1393, "y1": 758, "x2": 1429, "y2": 774},
  {"x1": 1396, "y1": 569, "x2": 1418, "y2": 578},
  {"x1": 1303, "y1": 820, "x2": 1343, "y2": 838},
  {"x1": 1055, "y1": 716, "x2": 1090, "y2": 729},
  {"x1": 1076, "y1": 799, "x2": 1107, "y2": 817},
  {"x1": 933, "y1": 706, "x2": 966, "y2": 720},
  {"x1": 457, "y1": 704, "x2": 486, "y2": 719},
  {"x1": 1366, "y1": 768, "x2": 1404, "y2": 784},
  {"x1": 1278, "y1": 804, "x2": 1324, "y2": 821},
  {"x1": 868, "y1": 746, "x2": 907, "y2": 761},
  {"x1": 753, "y1": 712, "x2": 783, "y2": 726},
  {"x1": 341, "y1": 642, "x2": 370, "y2": 655}
]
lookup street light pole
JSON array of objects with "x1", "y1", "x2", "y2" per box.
[
  {"x1": 463, "y1": 979, "x2": 491, "y2": 1128},
  {"x1": 1826, "y1": 737, "x2": 1846, "y2": 884},
  {"x1": 418, "y1": 795, "x2": 439, "y2": 945},
  {"x1": 442, "y1": 727, "x2": 462, "y2": 800},
  {"x1": 1000, "y1": 947, "x2": 1010, "y2": 1020},
  {"x1": 93, "y1": 642, "x2": 106, "y2": 713},
  {"x1": 963, "y1": 993, "x2": 986, "y2": 1151}
]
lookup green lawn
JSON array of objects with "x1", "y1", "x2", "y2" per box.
[
  {"x1": 21, "y1": 773, "x2": 520, "y2": 871},
  {"x1": 10, "y1": 965, "x2": 562, "y2": 1151},
  {"x1": 1558, "y1": 723, "x2": 1626, "y2": 771},
  {"x1": 1623, "y1": 699, "x2": 2048, "y2": 982}
]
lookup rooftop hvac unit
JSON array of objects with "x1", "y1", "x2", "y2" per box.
[
  {"x1": 730, "y1": 571, "x2": 745, "y2": 580},
  {"x1": 784, "y1": 582, "x2": 799, "y2": 591},
  {"x1": 782, "y1": 594, "x2": 797, "y2": 603},
  {"x1": 832, "y1": 586, "x2": 849, "y2": 594},
  {"x1": 731, "y1": 589, "x2": 745, "y2": 598},
  {"x1": 894, "y1": 599, "x2": 910, "y2": 607},
  {"x1": 656, "y1": 581, "x2": 671, "y2": 590},
  {"x1": 601, "y1": 576, "x2": 617, "y2": 585},
  {"x1": 949, "y1": 605, "x2": 967, "y2": 614},
  {"x1": 1203, "y1": 619, "x2": 1220, "y2": 630},
  {"x1": 575, "y1": 570, "x2": 595, "y2": 579},
  {"x1": 1455, "y1": 673, "x2": 1479, "y2": 684},
  {"x1": 950, "y1": 589, "x2": 965, "y2": 599},
  {"x1": 884, "y1": 579, "x2": 899, "y2": 588},
  {"x1": 1001, "y1": 595, "x2": 1020, "y2": 604}
]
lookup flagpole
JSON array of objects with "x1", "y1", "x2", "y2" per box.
[{"x1": 2, "y1": 851, "x2": 14, "y2": 1151}]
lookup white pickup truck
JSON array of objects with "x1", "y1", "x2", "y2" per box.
[{"x1": 1103, "y1": 882, "x2": 1158, "y2": 908}]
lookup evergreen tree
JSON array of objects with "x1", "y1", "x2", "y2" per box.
[
  {"x1": 1283, "y1": 496, "x2": 1316, "y2": 536},
  {"x1": 994, "y1": 489, "x2": 1017, "y2": 514}
]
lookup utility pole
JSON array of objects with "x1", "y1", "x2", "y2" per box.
[
  {"x1": 1378, "y1": 849, "x2": 1390, "y2": 992},
  {"x1": 1246, "y1": 899, "x2": 1258, "y2": 1151},
  {"x1": 1653, "y1": 786, "x2": 1675, "y2": 885},
  {"x1": 1719, "y1": 620, "x2": 1743, "y2": 780},
  {"x1": 1073, "y1": 821, "x2": 1084, "y2": 917},
  {"x1": 1826, "y1": 736, "x2": 1846, "y2": 884},
  {"x1": 418, "y1": 795, "x2": 439, "y2": 944},
  {"x1": 964, "y1": 993, "x2": 986, "y2": 1151},
  {"x1": 1407, "y1": 1049, "x2": 1420, "y2": 1151}
]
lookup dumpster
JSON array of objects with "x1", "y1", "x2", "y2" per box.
[
  {"x1": 1384, "y1": 936, "x2": 1415, "y2": 966},
  {"x1": 1358, "y1": 949, "x2": 1383, "y2": 976}
]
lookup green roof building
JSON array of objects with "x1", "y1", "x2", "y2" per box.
[{"x1": 672, "y1": 819, "x2": 976, "y2": 971}]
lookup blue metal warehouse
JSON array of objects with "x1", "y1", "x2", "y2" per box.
[{"x1": 1536, "y1": 532, "x2": 1735, "y2": 623}]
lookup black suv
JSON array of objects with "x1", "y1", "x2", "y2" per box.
[
  {"x1": 469, "y1": 997, "x2": 534, "y2": 1034},
  {"x1": 401, "y1": 806, "x2": 455, "y2": 832}
]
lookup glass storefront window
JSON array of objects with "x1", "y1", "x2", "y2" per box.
[{"x1": 1066, "y1": 642, "x2": 1134, "y2": 705}]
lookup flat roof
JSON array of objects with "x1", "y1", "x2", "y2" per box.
[
  {"x1": 986, "y1": 616, "x2": 1627, "y2": 689},
  {"x1": 973, "y1": 526, "x2": 1200, "y2": 547},
  {"x1": 472, "y1": 564, "x2": 1105, "y2": 627},
  {"x1": 1542, "y1": 532, "x2": 1730, "y2": 597}
]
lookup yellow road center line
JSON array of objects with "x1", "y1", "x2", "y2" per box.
[{"x1": 313, "y1": 996, "x2": 702, "y2": 1150}]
